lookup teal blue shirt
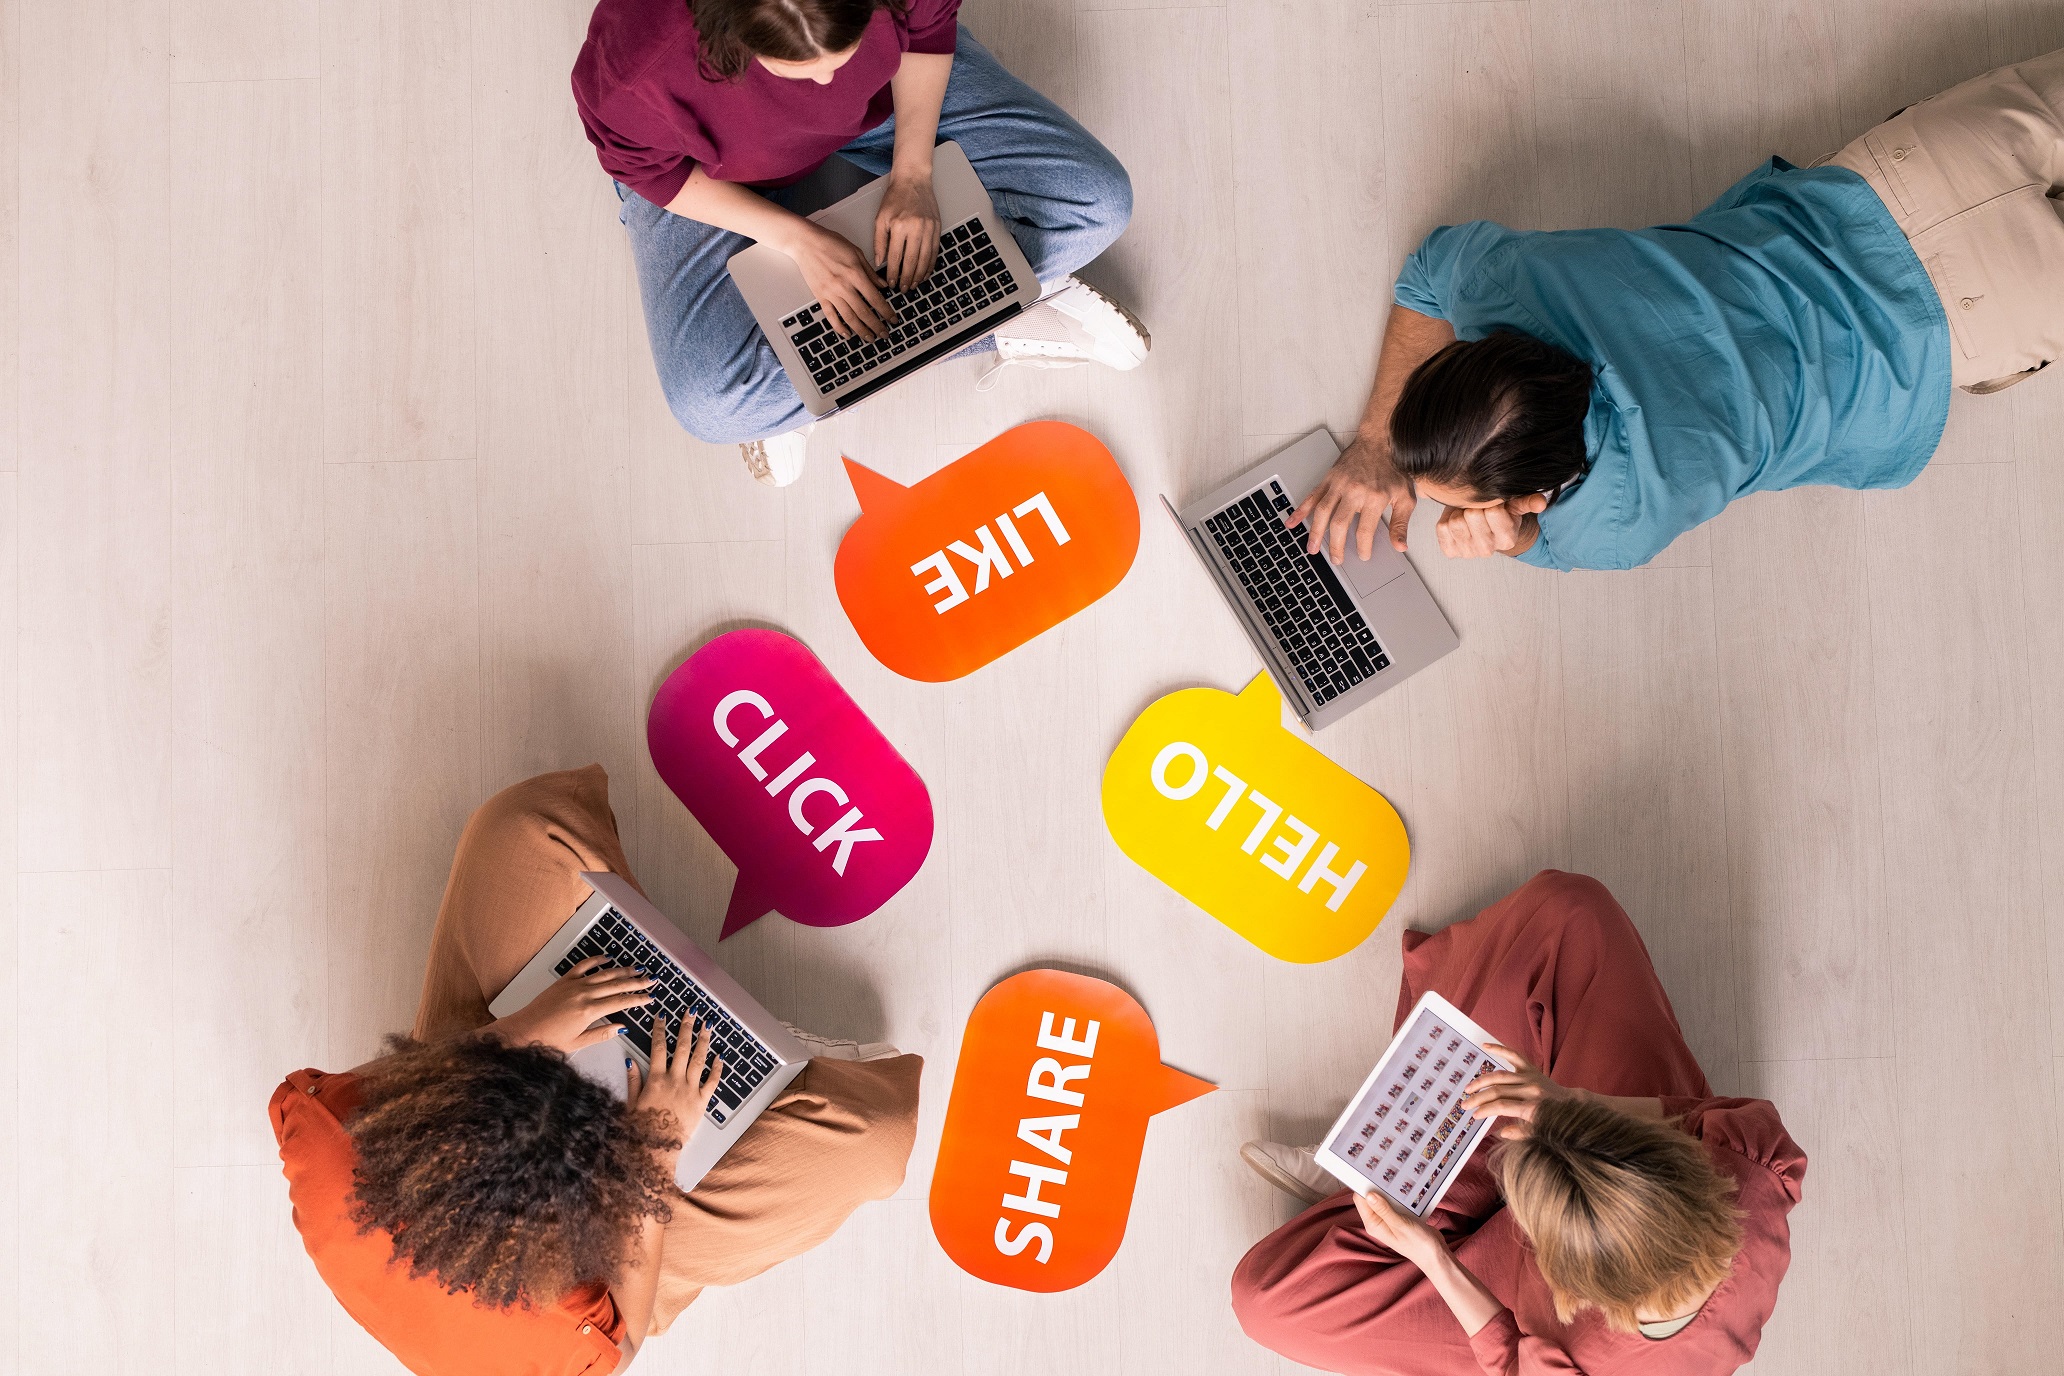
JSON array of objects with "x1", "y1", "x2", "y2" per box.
[{"x1": 1394, "y1": 159, "x2": 1951, "y2": 572}]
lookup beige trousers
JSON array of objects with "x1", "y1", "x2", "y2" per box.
[
  {"x1": 1827, "y1": 46, "x2": 2064, "y2": 392},
  {"x1": 410, "y1": 765, "x2": 923, "y2": 1332}
]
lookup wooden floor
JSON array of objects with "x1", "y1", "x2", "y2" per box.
[{"x1": 6, "y1": 0, "x2": 2064, "y2": 1372}]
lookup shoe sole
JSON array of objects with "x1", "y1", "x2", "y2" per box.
[
  {"x1": 1059, "y1": 279, "x2": 1152, "y2": 355},
  {"x1": 1240, "y1": 1142, "x2": 1331, "y2": 1206},
  {"x1": 740, "y1": 438, "x2": 805, "y2": 488},
  {"x1": 740, "y1": 441, "x2": 775, "y2": 485}
]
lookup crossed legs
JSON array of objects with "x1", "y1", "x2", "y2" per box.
[
  {"x1": 618, "y1": 26, "x2": 1133, "y2": 444},
  {"x1": 1229, "y1": 871, "x2": 1709, "y2": 1375},
  {"x1": 411, "y1": 765, "x2": 922, "y2": 1331}
]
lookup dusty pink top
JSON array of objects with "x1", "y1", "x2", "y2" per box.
[
  {"x1": 1464, "y1": 1098, "x2": 1807, "y2": 1374},
  {"x1": 1232, "y1": 872, "x2": 1811, "y2": 1376}
]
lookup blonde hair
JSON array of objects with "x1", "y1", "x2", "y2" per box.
[{"x1": 1499, "y1": 1095, "x2": 1742, "y2": 1333}]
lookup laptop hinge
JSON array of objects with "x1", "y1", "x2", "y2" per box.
[{"x1": 827, "y1": 302, "x2": 1026, "y2": 412}]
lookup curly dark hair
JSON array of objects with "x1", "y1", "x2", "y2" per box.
[
  {"x1": 690, "y1": 0, "x2": 908, "y2": 81},
  {"x1": 346, "y1": 1034, "x2": 680, "y2": 1309}
]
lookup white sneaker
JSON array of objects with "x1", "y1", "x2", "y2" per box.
[
  {"x1": 1240, "y1": 1140, "x2": 1340, "y2": 1206},
  {"x1": 739, "y1": 423, "x2": 813, "y2": 487},
  {"x1": 982, "y1": 276, "x2": 1150, "y2": 388},
  {"x1": 782, "y1": 1022, "x2": 901, "y2": 1062}
]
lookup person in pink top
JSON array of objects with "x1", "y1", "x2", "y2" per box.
[
  {"x1": 574, "y1": 0, "x2": 1147, "y2": 486},
  {"x1": 1231, "y1": 871, "x2": 1807, "y2": 1375}
]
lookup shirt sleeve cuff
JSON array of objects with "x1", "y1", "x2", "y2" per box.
[
  {"x1": 1393, "y1": 273, "x2": 1446, "y2": 319},
  {"x1": 622, "y1": 163, "x2": 693, "y2": 211},
  {"x1": 906, "y1": 23, "x2": 959, "y2": 54},
  {"x1": 1468, "y1": 1309, "x2": 1523, "y2": 1376}
]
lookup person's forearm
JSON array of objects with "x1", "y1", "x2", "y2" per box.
[
  {"x1": 1418, "y1": 1246, "x2": 1507, "y2": 1338},
  {"x1": 1356, "y1": 304, "x2": 1457, "y2": 444},
  {"x1": 887, "y1": 52, "x2": 952, "y2": 181},
  {"x1": 665, "y1": 166, "x2": 812, "y2": 250},
  {"x1": 611, "y1": 1214, "x2": 666, "y2": 1367}
]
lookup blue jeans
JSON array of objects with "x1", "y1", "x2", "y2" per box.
[{"x1": 617, "y1": 28, "x2": 1133, "y2": 444}]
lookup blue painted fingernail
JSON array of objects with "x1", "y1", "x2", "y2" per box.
[
  {"x1": 624, "y1": 1058, "x2": 633, "y2": 1068},
  {"x1": 616, "y1": 1026, "x2": 629, "y2": 1036}
]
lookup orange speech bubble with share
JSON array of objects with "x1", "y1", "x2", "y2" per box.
[
  {"x1": 929, "y1": 970, "x2": 1214, "y2": 1292},
  {"x1": 833, "y1": 422, "x2": 1140, "y2": 682}
]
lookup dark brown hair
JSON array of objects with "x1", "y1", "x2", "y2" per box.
[
  {"x1": 1500, "y1": 1096, "x2": 1743, "y2": 1333},
  {"x1": 1390, "y1": 330, "x2": 1595, "y2": 501},
  {"x1": 346, "y1": 1035, "x2": 680, "y2": 1309},
  {"x1": 691, "y1": 0, "x2": 904, "y2": 80}
]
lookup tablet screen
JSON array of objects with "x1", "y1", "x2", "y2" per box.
[{"x1": 1319, "y1": 999, "x2": 1506, "y2": 1216}]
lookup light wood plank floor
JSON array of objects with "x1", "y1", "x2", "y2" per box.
[{"x1": 8, "y1": 1, "x2": 2064, "y2": 1372}]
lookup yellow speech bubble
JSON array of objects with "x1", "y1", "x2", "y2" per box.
[{"x1": 1101, "y1": 674, "x2": 1409, "y2": 962}]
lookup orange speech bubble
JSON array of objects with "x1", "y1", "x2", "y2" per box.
[
  {"x1": 929, "y1": 970, "x2": 1214, "y2": 1292},
  {"x1": 833, "y1": 422, "x2": 1140, "y2": 682}
]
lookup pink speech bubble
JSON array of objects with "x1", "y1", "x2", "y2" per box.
[{"x1": 648, "y1": 629, "x2": 935, "y2": 937}]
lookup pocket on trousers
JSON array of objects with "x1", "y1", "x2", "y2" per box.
[
  {"x1": 1913, "y1": 183, "x2": 2064, "y2": 373},
  {"x1": 1863, "y1": 110, "x2": 1954, "y2": 222}
]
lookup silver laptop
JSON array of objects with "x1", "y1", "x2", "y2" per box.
[
  {"x1": 488, "y1": 872, "x2": 810, "y2": 1192},
  {"x1": 729, "y1": 140, "x2": 1040, "y2": 417},
  {"x1": 1167, "y1": 429, "x2": 1459, "y2": 730}
]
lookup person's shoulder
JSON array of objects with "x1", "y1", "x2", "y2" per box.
[
  {"x1": 1400, "y1": 221, "x2": 1545, "y2": 323},
  {"x1": 1414, "y1": 218, "x2": 1533, "y2": 266},
  {"x1": 272, "y1": 1068, "x2": 363, "y2": 1145},
  {"x1": 576, "y1": 0, "x2": 701, "y2": 92},
  {"x1": 1680, "y1": 1097, "x2": 1808, "y2": 1203},
  {"x1": 1526, "y1": 397, "x2": 1639, "y2": 571}
]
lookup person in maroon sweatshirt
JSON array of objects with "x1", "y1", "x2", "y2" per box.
[{"x1": 575, "y1": 0, "x2": 1147, "y2": 485}]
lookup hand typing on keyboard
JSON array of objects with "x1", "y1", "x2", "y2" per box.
[
  {"x1": 628, "y1": 1014, "x2": 723, "y2": 1164},
  {"x1": 485, "y1": 954, "x2": 655, "y2": 1055},
  {"x1": 874, "y1": 168, "x2": 942, "y2": 290},
  {"x1": 1206, "y1": 482, "x2": 1391, "y2": 706},
  {"x1": 783, "y1": 217, "x2": 1017, "y2": 398},
  {"x1": 1291, "y1": 431, "x2": 1419, "y2": 563},
  {"x1": 782, "y1": 220, "x2": 896, "y2": 339}
]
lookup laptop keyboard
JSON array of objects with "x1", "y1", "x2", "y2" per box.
[
  {"x1": 553, "y1": 907, "x2": 782, "y2": 1127},
  {"x1": 1204, "y1": 480, "x2": 1391, "y2": 707},
  {"x1": 779, "y1": 216, "x2": 1015, "y2": 397}
]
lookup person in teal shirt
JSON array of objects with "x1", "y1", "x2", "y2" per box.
[{"x1": 1293, "y1": 49, "x2": 2064, "y2": 572}]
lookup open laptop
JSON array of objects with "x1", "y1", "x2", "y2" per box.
[
  {"x1": 488, "y1": 872, "x2": 810, "y2": 1192},
  {"x1": 1166, "y1": 429, "x2": 1459, "y2": 730},
  {"x1": 729, "y1": 140, "x2": 1041, "y2": 418}
]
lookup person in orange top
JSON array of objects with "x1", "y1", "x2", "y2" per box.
[{"x1": 272, "y1": 766, "x2": 922, "y2": 1375}]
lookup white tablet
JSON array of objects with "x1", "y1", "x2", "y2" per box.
[{"x1": 1313, "y1": 991, "x2": 1514, "y2": 1218}]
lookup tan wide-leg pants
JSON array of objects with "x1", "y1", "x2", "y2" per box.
[
  {"x1": 409, "y1": 765, "x2": 923, "y2": 1332},
  {"x1": 1828, "y1": 46, "x2": 2064, "y2": 392}
]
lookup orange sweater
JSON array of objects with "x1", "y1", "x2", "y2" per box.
[{"x1": 270, "y1": 1069, "x2": 626, "y2": 1376}]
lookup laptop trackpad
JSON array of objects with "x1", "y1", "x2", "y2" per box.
[
  {"x1": 570, "y1": 1038, "x2": 631, "y2": 1101},
  {"x1": 1342, "y1": 521, "x2": 1411, "y2": 596}
]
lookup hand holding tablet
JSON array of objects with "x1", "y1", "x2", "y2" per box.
[
  {"x1": 1456, "y1": 1044, "x2": 1571, "y2": 1139},
  {"x1": 1313, "y1": 992, "x2": 1515, "y2": 1218}
]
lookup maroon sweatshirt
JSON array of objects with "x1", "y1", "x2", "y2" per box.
[{"x1": 572, "y1": 0, "x2": 962, "y2": 206}]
